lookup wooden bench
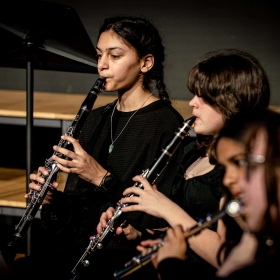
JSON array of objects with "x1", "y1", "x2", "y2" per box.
[
  {"x1": 0, "y1": 167, "x2": 68, "y2": 209},
  {"x1": 0, "y1": 89, "x2": 193, "y2": 123}
]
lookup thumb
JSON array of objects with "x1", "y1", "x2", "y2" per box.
[
  {"x1": 152, "y1": 184, "x2": 158, "y2": 191},
  {"x1": 151, "y1": 252, "x2": 159, "y2": 269},
  {"x1": 115, "y1": 226, "x2": 124, "y2": 235}
]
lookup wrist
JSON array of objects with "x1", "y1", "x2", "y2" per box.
[
  {"x1": 98, "y1": 171, "x2": 109, "y2": 187},
  {"x1": 96, "y1": 172, "x2": 117, "y2": 193}
]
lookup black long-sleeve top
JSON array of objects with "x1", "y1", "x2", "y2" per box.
[
  {"x1": 157, "y1": 254, "x2": 280, "y2": 280},
  {"x1": 39, "y1": 99, "x2": 184, "y2": 280},
  {"x1": 170, "y1": 140, "x2": 224, "y2": 277}
]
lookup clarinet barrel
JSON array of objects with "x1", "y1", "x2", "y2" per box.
[
  {"x1": 1, "y1": 77, "x2": 105, "y2": 266},
  {"x1": 144, "y1": 115, "x2": 196, "y2": 184}
]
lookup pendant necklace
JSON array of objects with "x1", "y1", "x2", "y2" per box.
[{"x1": 109, "y1": 93, "x2": 153, "y2": 153}]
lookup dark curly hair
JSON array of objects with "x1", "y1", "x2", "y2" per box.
[{"x1": 98, "y1": 16, "x2": 170, "y2": 103}]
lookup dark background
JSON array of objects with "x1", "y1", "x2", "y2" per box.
[
  {"x1": 0, "y1": 0, "x2": 279, "y2": 104},
  {"x1": 0, "y1": 0, "x2": 279, "y2": 257}
]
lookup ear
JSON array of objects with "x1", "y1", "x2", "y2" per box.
[{"x1": 140, "y1": 54, "x2": 154, "y2": 73}]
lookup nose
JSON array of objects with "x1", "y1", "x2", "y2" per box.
[
  {"x1": 189, "y1": 95, "x2": 198, "y2": 108},
  {"x1": 223, "y1": 169, "x2": 237, "y2": 191},
  {"x1": 98, "y1": 55, "x2": 108, "y2": 72},
  {"x1": 223, "y1": 169, "x2": 243, "y2": 196}
]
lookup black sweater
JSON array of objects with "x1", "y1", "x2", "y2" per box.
[
  {"x1": 38, "y1": 99, "x2": 185, "y2": 280},
  {"x1": 157, "y1": 254, "x2": 280, "y2": 280}
]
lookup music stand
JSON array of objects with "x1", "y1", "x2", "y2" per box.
[{"x1": 0, "y1": 0, "x2": 98, "y2": 256}]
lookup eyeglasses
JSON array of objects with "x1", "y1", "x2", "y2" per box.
[
  {"x1": 248, "y1": 154, "x2": 266, "y2": 164},
  {"x1": 246, "y1": 154, "x2": 266, "y2": 180}
]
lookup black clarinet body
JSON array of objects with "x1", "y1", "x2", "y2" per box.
[
  {"x1": 114, "y1": 199, "x2": 243, "y2": 279},
  {"x1": 1, "y1": 77, "x2": 106, "y2": 265},
  {"x1": 70, "y1": 116, "x2": 196, "y2": 280}
]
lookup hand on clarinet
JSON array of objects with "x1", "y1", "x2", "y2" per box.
[
  {"x1": 52, "y1": 134, "x2": 108, "y2": 187},
  {"x1": 154, "y1": 225, "x2": 188, "y2": 269},
  {"x1": 136, "y1": 238, "x2": 162, "y2": 252},
  {"x1": 120, "y1": 175, "x2": 168, "y2": 219},
  {"x1": 96, "y1": 206, "x2": 142, "y2": 241},
  {"x1": 26, "y1": 166, "x2": 59, "y2": 205}
]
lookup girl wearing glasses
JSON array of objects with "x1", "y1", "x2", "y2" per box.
[{"x1": 154, "y1": 109, "x2": 280, "y2": 280}]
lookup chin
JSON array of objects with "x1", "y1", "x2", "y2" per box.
[
  {"x1": 103, "y1": 86, "x2": 114, "y2": 92},
  {"x1": 194, "y1": 129, "x2": 208, "y2": 135}
]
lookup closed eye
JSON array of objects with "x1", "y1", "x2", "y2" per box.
[
  {"x1": 110, "y1": 54, "x2": 121, "y2": 59},
  {"x1": 232, "y1": 159, "x2": 247, "y2": 167}
]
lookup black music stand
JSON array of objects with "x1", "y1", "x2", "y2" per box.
[{"x1": 0, "y1": 0, "x2": 98, "y2": 256}]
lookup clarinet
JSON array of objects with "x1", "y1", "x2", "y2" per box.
[
  {"x1": 114, "y1": 199, "x2": 243, "y2": 279},
  {"x1": 70, "y1": 116, "x2": 196, "y2": 280},
  {"x1": 1, "y1": 77, "x2": 106, "y2": 265}
]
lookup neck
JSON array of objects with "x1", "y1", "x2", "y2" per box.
[{"x1": 117, "y1": 90, "x2": 154, "y2": 112}]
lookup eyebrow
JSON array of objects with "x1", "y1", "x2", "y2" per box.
[{"x1": 96, "y1": 46, "x2": 124, "y2": 52}]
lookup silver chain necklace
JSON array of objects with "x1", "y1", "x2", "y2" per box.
[{"x1": 109, "y1": 93, "x2": 153, "y2": 153}]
